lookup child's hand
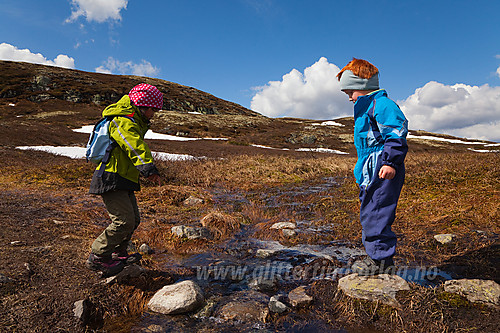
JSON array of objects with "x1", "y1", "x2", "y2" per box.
[
  {"x1": 147, "y1": 173, "x2": 162, "y2": 186},
  {"x1": 379, "y1": 165, "x2": 396, "y2": 180}
]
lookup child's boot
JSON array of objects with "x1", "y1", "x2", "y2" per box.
[
  {"x1": 351, "y1": 257, "x2": 395, "y2": 276},
  {"x1": 86, "y1": 253, "x2": 125, "y2": 277},
  {"x1": 112, "y1": 250, "x2": 142, "y2": 265}
]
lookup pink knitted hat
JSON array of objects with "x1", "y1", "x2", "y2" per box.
[{"x1": 128, "y1": 83, "x2": 163, "y2": 109}]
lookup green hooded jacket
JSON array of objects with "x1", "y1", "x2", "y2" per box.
[{"x1": 89, "y1": 95, "x2": 159, "y2": 194}]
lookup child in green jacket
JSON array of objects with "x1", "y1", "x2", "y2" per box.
[{"x1": 86, "y1": 83, "x2": 162, "y2": 277}]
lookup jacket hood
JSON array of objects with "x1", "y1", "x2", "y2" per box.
[
  {"x1": 102, "y1": 95, "x2": 150, "y2": 126},
  {"x1": 102, "y1": 95, "x2": 137, "y2": 117}
]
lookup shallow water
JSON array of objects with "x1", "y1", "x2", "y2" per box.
[{"x1": 131, "y1": 178, "x2": 453, "y2": 332}]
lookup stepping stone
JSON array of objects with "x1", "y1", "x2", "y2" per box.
[
  {"x1": 444, "y1": 279, "x2": 500, "y2": 306},
  {"x1": 338, "y1": 273, "x2": 410, "y2": 308}
]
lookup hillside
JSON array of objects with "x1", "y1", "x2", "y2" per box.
[
  {"x1": 0, "y1": 61, "x2": 498, "y2": 333},
  {"x1": 0, "y1": 60, "x2": 259, "y2": 116},
  {"x1": 1, "y1": 60, "x2": 497, "y2": 156}
]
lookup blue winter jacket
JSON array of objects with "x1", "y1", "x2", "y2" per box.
[{"x1": 353, "y1": 90, "x2": 408, "y2": 187}]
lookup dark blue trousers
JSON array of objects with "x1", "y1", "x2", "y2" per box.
[{"x1": 359, "y1": 164, "x2": 405, "y2": 261}]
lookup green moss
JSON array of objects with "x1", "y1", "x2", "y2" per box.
[{"x1": 437, "y1": 292, "x2": 471, "y2": 307}]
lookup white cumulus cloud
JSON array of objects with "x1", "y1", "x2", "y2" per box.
[
  {"x1": 95, "y1": 57, "x2": 159, "y2": 77},
  {"x1": 250, "y1": 57, "x2": 352, "y2": 119},
  {"x1": 251, "y1": 57, "x2": 500, "y2": 142},
  {"x1": 66, "y1": 0, "x2": 128, "y2": 23},
  {"x1": 497, "y1": 65, "x2": 500, "y2": 79},
  {"x1": 399, "y1": 81, "x2": 500, "y2": 142},
  {"x1": 0, "y1": 43, "x2": 75, "y2": 68}
]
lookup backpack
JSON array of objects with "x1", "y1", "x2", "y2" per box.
[{"x1": 85, "y1": 115, "x2": 135, "y2": 166}]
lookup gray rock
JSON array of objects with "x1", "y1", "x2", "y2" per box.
[
  {"x1": 183, "y1": 196, "x2": 204, "y2": 206},
  {"x1": 288, "y1": 286, "x2": 313, "y2": 307},
  {"x1": 270, "y1": 222, "x2": 296, "y2": 230},
  {"x1": 32, "y1": 75, "x2": 51, "y2": 90},
  {"x1": 0, "y1": 273, "x2": 14, "y2": 284},
  {"x1": 216, "y1": 290, "x2": 269, "y2": 323},
  {"x1": 139, "y1": 243, "x2": 154, "y2": 254},
  {"x1": 248, "y1": 277, "x2": 277, "y2": 292},
  {"x1": 148, "y1": 280, "x2": 205, "y2": 315},
  {"x1": 73, "y1": 300, "x2": 85, "y2": 320},
  {"x1": 171, "y1": 225, "x2": 211, "y2": 240},
  {"x1": 73, "y1": 298, "x2": 102, "y2": 327},
  {"x1": 444, "y1": 279, "x2": 500, "y2": 306},
  {"x1": 282, "y1": 229, "x2": 297, "y2": 237},
  {"x1": 338, "y1": 273, "x2": 410, "y2": 308},
  {"x1": 434, "y1": 234, "x2": 456, "y2": 244},
  {"x1": 115, "y1": 265, "x2": 146, "y2": 283},
  {"x1": 269, "y1": 295, "x2": 288, "y2": 313},
  {"x1": 28, "y1": 94, "x2": 53, "y2": 102},
  {"x1": 192, "y1": 297, "x2": 218, "y2": 319},
  {"x1": 255, "y1": 249, "x2": 278, "y2": 259}
]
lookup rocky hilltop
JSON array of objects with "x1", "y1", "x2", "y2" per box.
[{"x1": 0, "y1": 60, "x2": 258, "y2": 116}]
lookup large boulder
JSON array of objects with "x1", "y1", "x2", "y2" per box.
[
  {"x1": 338, "y1": 273, "x2": 410, "y2": 308},
  {"x1": 444, "y1": 279, "x2": 500, "y2": 306},
  {"x1": 148, "y1": 280, "x2": 205, "y2": 315}
]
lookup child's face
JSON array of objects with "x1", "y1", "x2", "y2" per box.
[
  {"x1": 343, "y1": 90, "x2": 368, "y2": 103},
  {"x1": 142, "y1": 107, "x2": 159, "y2": 120}
]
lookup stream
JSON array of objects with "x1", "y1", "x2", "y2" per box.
[{"x1": 129, "y1": 178, "x2": 452, "y2": 332}]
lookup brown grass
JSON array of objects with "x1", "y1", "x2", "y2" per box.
[
  {"x1": 200, "y1": 210, "x2": 240, "y2": 240},
  {"x1": 2, "y1": 145, "x2": 499, "y2": 332}
]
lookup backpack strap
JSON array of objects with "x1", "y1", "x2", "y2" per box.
[{"x1": 96, "y1": 114, "x2": 136, "y2": 177}]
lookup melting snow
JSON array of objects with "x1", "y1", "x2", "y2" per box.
[
  {"x1": 407, "y1": 134, "x2": 487, "y2": 145},
  {"x1": 296, "y1": 148, "x2": 349, "y2": 154},
  {"x1": 311, "y1": 121, "x2": 345, "y2": 127},
  {"x1": 72, "y1": 126, "x2": 227, "y2": 141},
  {"x1": 251, "y1": 144, "x2": 290, "y2": 151},
  {"x1": 15, "y1": 146, "x2": 198, "y2": 161},
  {"x1": 468, "y1": 148, "x2": 499, "y2": 153},
  {"x1": 250, "y1": 144, "x2": 348, "y2": 154}
]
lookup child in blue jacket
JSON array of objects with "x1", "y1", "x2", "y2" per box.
[{"x1": 337, "y1": 58, "x2": 408, "y2": 275}]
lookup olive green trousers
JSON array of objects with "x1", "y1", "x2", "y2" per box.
[{"x1": 91, "y1": 190, "x2": 140, "y2": 256}]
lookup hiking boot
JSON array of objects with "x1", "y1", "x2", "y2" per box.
[
  {"x1": 351, "y1": 257, "x2": 395, "y2": 276},
  {"x1": 112, "y1": 251, "x2": 142, "y2": 265},
  {"x1": 86, "y1": 253, "x2": 125, "y2": 277}
]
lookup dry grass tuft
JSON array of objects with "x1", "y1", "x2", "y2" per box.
[{"x1": 201, "y1": 210, "x2": 240, "y2": 240}]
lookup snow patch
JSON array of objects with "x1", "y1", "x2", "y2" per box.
[
  {"x1": 407, "y1": 134, "x2": 487, "y2": 145},
  {"x1": 296, "y1": 148, "x2": 349, "y2": 155},
  {"x1": 311, "y1": 121, "x2": 345, "y2": 127},
  {"x1": 72, "y1": 126, "x2": 227, "y2": 141},
  {"x1": 15, "y1": 146, "x2": 199, "y2": 161}
]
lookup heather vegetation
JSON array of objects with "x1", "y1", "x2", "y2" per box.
[
  {"x1": 0, "y1": 61, "x2": 498, "y2": 332},
  {"x1": 2, "y1": 146, "x2": 498, "y2": 332}
]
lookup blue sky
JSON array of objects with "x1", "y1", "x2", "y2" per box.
[{"x1": 1, "y1": 0, "x2": 500, "y2": 142}]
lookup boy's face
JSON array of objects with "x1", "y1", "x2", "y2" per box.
[{"x1": 343, "y1": 90, "x2": 369, "y2": 103}]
